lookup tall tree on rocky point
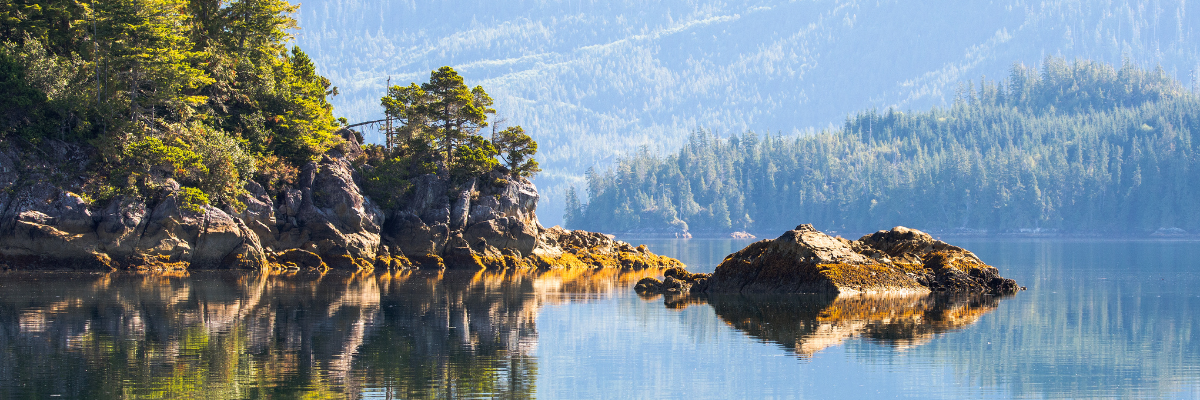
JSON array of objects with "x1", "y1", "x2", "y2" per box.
[
  {"x1": 379, "y1": 66, "x2": 541, "y2": 181},
  {"x1": 412, "y1": 66, "x2": 493, "y2": 170}
]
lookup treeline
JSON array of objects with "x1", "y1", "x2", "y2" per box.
[
  {"x1": 1, "y1": 0, "x2": 342, "y2": 210},
  {"x1": 567, "y1": 58, "x2": 1200, "y2": 235},
  {"x1": 0, "y1": 1, "x2": 537, "y2": 212}
]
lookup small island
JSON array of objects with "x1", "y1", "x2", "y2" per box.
[
  {"x1": 636, "y1": 224, "x2": 1022, "y2": 295},
  {"x1": 0, "y1": 16, "x2": 681, "y2": 272}
]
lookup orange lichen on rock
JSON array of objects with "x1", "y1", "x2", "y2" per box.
[{"x1": 127, "y1": 254, "x2": 191, "y2": 271}]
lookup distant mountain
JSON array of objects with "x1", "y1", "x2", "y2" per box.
[
  {"x1": 569, "y1": 59, "x2": 1200, "y2": 236},
  {"x1": 293, "y1": 0, "x2": 1200, "y2": 225}
]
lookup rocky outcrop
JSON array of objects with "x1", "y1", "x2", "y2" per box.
[
  {"x1": 0, "y1": 138, "x2": 680, "y2": 272},
  {"x1": 0, "y1": 141, "x2": 268, "y2": 270},
  {"x1": 642, "y1": 224, "x2": 1020, "y2": 296},
  {"x1": 634, "y1": 267, "x2": 708, "y2": 295},
  {"x1": 269, "y1": 150, "x2": 385, "y2": 270}
]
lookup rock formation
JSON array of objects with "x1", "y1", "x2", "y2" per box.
[
  {"x1": 636, "y1": 224, "x2": 1020, "y2": 295},
  {"x1": 0, "y1": 138, "x2": 682, "y2": 272}
]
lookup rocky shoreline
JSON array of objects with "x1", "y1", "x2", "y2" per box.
[
  {"x1": 620, "y1": 228, "x2": 1200, "y2": 240},
  {"x1": 636, "y1": 224, "x2": 1022, "y2": 296},
  {"x1": 0, "y1": 138, "x2": 682, "y2": 272}
]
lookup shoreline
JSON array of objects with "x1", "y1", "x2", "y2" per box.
[{"x1": 611, "y1": 230, "x2": 1200, "y2": 241}]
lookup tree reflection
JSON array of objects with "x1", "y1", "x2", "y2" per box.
[
  {"x1": 0, "y1": 269, "x2": 660, "y2": 399},
  {"x1": 643, "y1": 291, "x2": 1006, "y2": 358}
]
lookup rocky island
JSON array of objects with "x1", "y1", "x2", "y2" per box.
[
  {"x1": 0, "y1": 36, "x2": 680, "y2": 273},
  {"x1": 0, "y1": 133, "x2": 682, "y2": 272},
  {"x1": 636, "y1": 224, "x2": 1022, "y2": 295}
]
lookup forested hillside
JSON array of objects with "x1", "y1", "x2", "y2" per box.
[
  {"x1": 1, "y1": 0, "x2": 343, "y2": 210},
  {"x1": 0, "y1": 0, "x2": 534, "y2": 213},
  {"x1": 567, "y1": 59, "x2": 1200, "y2": 236},
  {"x1": 291, "y1": 0, "x2": 1200, "y2": 224}
]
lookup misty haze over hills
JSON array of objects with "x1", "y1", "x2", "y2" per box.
[{"x1": 293, "y1": 0, "x2": 1200, "y2": 225}]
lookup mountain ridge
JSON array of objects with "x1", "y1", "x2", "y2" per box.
[{"x1": 293, "y1": 0, "x2": 1200, "y2": 225}]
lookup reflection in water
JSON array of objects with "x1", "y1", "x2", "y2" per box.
[
  {"x1": 0, "y1": 269, "x2": 660, "y2": 399},
  {"x1": 643, "y1": 292, "x2": 1005, "y2": 358},
  {"x1": 3, "y1": 240, "x2": 1198, "y2": 399}
]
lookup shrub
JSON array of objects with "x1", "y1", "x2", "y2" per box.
[{"x1": 177, "y1": 187, "x2": 210, "y2": 213}]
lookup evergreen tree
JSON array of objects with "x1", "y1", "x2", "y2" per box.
[
  {"x1": 377, "y1": 66, "x2": 538, "y2": 182},
  {"x1": 0, "y1": 0, "x2": 343, "y2": 209},
  {"x1": 494, "y1": 126, "x2": 540, "y2": 176}
]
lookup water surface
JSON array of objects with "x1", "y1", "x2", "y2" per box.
[{"x1": 0, "y1": 239, "x2": 1197, "y2": 398}]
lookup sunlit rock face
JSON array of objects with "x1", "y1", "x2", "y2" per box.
[
  {"x1": 696, "y1": 225, "x2": 1021, "y2": 295},
  {"x1": 641, "y1": 291, "x2": 1004, "y2": 358},
  {"x1": 0, "y1": 140, "x2": 285, "y2": 271},
  {"x1": 0, "y1": 268, "x2": 663, "y2": 398}
]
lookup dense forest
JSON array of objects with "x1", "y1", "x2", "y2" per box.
[
  {"x1": 1, "y1": 0, "x2": 343, "y2": 210},
  {"x1": 0, "y1": 0, "x2": 534, "y2": 212},
  {"x1": 567, "y1": 58, "x2": 1200, "y2": 236}
]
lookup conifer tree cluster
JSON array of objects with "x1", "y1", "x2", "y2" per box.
[
  {"x1": 1, "y1": 0, "x2": 341, "y2": 209},
  {"x1": 569, "y1": 58, "x2": 1200, "y2": 235},
  {"x1": 362, "y1": 67, "x2": 540, "y2": 209}
]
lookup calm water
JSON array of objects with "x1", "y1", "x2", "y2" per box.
[{"x1": 0, "y1": 238, "x2": 1198, "y2": 399}]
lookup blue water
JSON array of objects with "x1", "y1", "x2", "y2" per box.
[{"x1": 0, "y1": 238, "x2": 1197, "y2": 399}]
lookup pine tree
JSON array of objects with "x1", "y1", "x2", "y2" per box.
[{"x1": 494, "y1": 126, "x2": 539, "y2": 176}]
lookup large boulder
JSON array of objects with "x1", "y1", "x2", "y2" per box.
[
  {"x1": 233, "y1": 181, "x2": 278, "y2": 248},
  {"x1": 463, "y1": 216, "x2": 539, "y2": 257},
  {"x1": 381, "y1": 212, "x2": 450, "y2": 262},
  {"x1": 697, "y1": 224, "x2": 1021, "y2": 295},
  {"x1": 466, "y1": 174, "x2": 540, "y2": 226}
]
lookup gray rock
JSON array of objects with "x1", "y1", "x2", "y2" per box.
[{"x1": 270, "y1": 153, "x2": 383, "y2": 270}]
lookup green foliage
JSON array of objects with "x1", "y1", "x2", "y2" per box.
[
  {"x1": 263, "y1": 46, "x2": 341, "y2": 165},
  {"x1": 177, "y1": 186, "x2": 209, "y2": 213},
  {"x1": 382, "y1": 66, "x2": 520, "y2": 179},
  {"x1": 2, "y1": 0, "x2": 343, "y2": 209},
  {"x1": 96, "y1": 0, "x2": 213, "y2": 126},
  {"x1": 0, "y1": 0, "x2": 90, "y2": 55},
  {"x1": 574, "y1": 58, "x2": 1200, "y2": 235},
  {"x1": 254, "y1": 154, "x2": 298, "y2": 193},
  {"x1": 371, "y1": 66, "x2": 539, "y2": 206},
  {"x1": 494, "y1": 126, "x2": 540, "y2": 177},
  {"x1": 451, "y1": 135, "x2": 498, "y2": 180},
  {"x1": 421, "y1": 67, "x2": 492, "y2": 165},
  {"x1": 1000, "y1": 57, "x2": 1186, "y2": 115},
  {"x1": 382, "y1": 82, "x2": 431, "y2": 143},
  {"x1": 564, "y1": 186, "x2": 582, "y2": 228},
  {"x1": 0, "y1": 48, "x2": 50, "y2": 139},
  {"x1": 358, "y1": 142, "x2": 436, "y2": 210},
  {"x1": 126, "y1": 137, "x2": 207, "y2": 182}
]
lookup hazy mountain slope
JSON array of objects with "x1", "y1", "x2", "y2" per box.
[{"x1": 292, "y1": 0, "x2": 1200, "y2": 225}]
